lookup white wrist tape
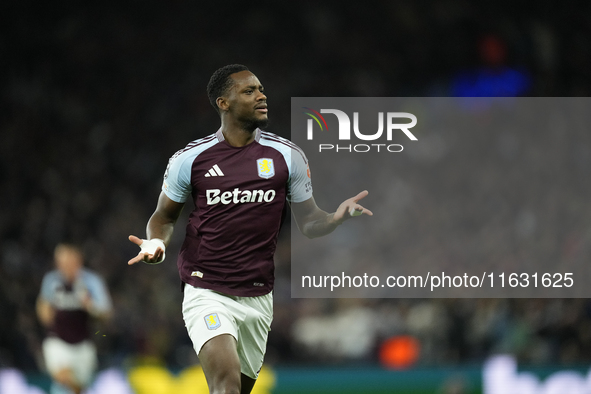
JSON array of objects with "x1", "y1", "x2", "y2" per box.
[
  {"x1": 350, "y1": 207, "x2": 363, "y2": 217},
  {"x1": 139, "y1": 238, "x2": 166, "y2": 264}
]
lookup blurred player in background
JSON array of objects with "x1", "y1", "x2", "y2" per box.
[
  {"x1": 37, "y1": 243, "x2": 113, "y2": 394},
  {"x1": 128, "y1": 64, "x2": 372, "y2": 394}
]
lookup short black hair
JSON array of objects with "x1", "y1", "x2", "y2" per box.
[{"x1": 207, "y1": 64, "x2": 250, "y2": 114}]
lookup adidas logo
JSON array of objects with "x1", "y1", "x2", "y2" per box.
[{"x1": 205, "y1": 164, "x2": 224, "y2": 177}]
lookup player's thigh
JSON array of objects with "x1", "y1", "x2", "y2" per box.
[
  {"x1": 42, "y1": 338, "x2": 97, "y2": 386},
  {"x1": 71, "y1": 341, "x2": 97, "y2": 386},
  {"x1": 42, "y1": 337, "x2": 73, "y2": 375},
  {"x1": 198, "y1": 334, "x2": 241, "y2": 389}
]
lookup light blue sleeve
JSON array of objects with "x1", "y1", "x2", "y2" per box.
[
  {"x1": 40, "y1": 271, "x2": 58, "y2": 302},
  {"x1": 83, "y1": 270, "x2": 113, "y2": 313},
  {"x1": 288, "y1": 148, "x2": 313, "y2": 203},
  {"x1": 162, "y1": 150, "x2": 194, "y2": 203}
]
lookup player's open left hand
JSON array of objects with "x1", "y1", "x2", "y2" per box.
[
  {"x1": 333, "y1": 190, "x2": 373, "y2": 224},
  {"x1": 127, "y1": 235, "x2": 166, "y2": 265}
]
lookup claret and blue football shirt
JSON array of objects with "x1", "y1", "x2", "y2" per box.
[
  {"x1": 163, "y1": 129, "x2": 312, "y2": 296},
  {"x1": 39, "y1": 269, "x2": 112, "y2": 343}
]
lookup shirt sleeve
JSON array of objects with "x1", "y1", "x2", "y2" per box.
[
  {"x1": 288, "y1": 147, "x2": 313, "y2": 203},
  {"x1": 162, "y1": 149, "x2": 193, "y2": 203},
  {"x1": 84, "y1": 271, "x2": 113, "y2": 314},
  {"x1": 39, "y1": 272, "x2": 56, "y2": 302}
]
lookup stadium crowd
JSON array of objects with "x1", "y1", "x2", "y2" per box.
[{"x1": 2, "y1": 0, "x2": 591, "y2": 376}]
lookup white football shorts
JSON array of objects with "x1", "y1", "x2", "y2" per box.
[
  {"x1": 42, "y1": 336, "x2": 97, "y2": 386},
  {"x1": 182, "y1": 285, "x2": 273, "y2": 379}
]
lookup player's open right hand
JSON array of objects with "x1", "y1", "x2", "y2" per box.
[{"x1": 128, "y1": 235, "x2": 166, "y2": 265}]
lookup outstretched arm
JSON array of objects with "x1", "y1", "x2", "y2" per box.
[
  {"x1": 290, "y1": 190, "x2": 373, "y2": 239},
  {"x1": 128, "y1": 192, "x2": 185, "y2": 265}
]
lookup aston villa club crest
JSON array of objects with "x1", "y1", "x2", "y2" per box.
[
  {"x1": 204, "y1": 313, "x2": 221, "y2": 330},
  {"x1": 257, "y1": 158, "x2": 275, "y2": 179}
]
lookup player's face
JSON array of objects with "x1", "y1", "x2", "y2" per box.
[
  {"x1": 226, "y1": 70, "x2": 268, "y2": 131},
  {"x1": 55, "y1": 247, "x2": 83, "y2": 283}
]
